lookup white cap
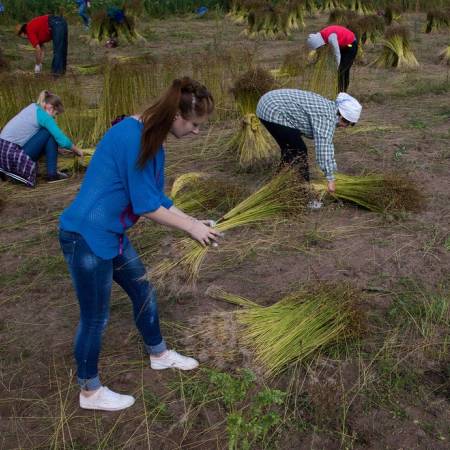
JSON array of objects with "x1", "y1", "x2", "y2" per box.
[
  {"x1": 336, "y1": 92, "x2": 362, "y2": 123},
  {"x1": 307, "y1": 32, "x2": 326, "y2": 50}
]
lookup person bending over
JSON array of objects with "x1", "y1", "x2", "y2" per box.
[
  {"x1": 0, "y1": 90, "x2": 82, "y2": 183},
  {"x1": 256, "y1": 89, "x2": 362, "y2": 193},
  {"x1": 17, "y1": 14, "x2": 68, "y2": 75},
  {"x1": 307, "y1": 25, "x2": 358, "y2": 92},
  {"x1": 59, "y1": 77, "x2": 220, "y2": 412}
]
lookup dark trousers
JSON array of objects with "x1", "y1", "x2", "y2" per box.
[
  {"x1": 49, "y1": 15, "x2": 68, "y2": 75},
  {"x1": 22, "y1": 128, "x2": 58, "y2": 176},
  {"x1": 259, "y1": 118, "x2": 309, "y2": 182},
  {"x1": 338, "y1": 39, "x2": 358, "y2": 92}
]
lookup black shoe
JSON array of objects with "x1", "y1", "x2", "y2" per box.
[{"x1": 47, "y1": 171, "x2": 69, "y2": 183}]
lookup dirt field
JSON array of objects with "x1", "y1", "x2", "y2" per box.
[{"x1": 0, "y1": 9, "x2": 449, "y2": 450}]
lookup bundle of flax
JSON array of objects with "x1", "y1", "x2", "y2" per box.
[
  {"x1": 58, "y1": 148, "x2": 95, "y2": 174},
  {"x1": 207, "y1": 283, "x2": 364, "y2": 377},
  {"x1": 374, "y1": 25, "x2": 419, "y2": 69},
  {"x1": 439, "y1": 46, "x2": 450, "y2": 65},
  {"x1": 311, "y1": 173, "x2": 424, "y2": 214},
  {"x1": 426, "y1": 9, "x2": 450, "y2": 33},
  {"x1": 228, "y1": 67, "x2": 278, "y2": 168},
  {"x1": 153, "y1": 169, "x2": 308, "y2": 283},
  {"x1": 305, "y1": 45, "x2": 338, "y2": 100}
]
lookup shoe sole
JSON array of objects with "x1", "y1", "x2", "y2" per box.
[
  {"x1": 151, "y1": 363, "x2": 199, "y2": 371},
  {"x1": 80, "y1": 399, "x2": 135, "y2": 411},
  {"x1": 47, "y1": 178, "x2": 69, "y2": 183}
]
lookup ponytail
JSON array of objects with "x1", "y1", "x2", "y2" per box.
[
  {"x1": 138, "y1": 77, "x2": 214, "y2": 168},
  {"x1": 36, "y1": 90, "x2": 64, "y2": 114}
]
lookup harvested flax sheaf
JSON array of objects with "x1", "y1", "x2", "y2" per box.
[
  {"x1": 0, "y1": 48, "x2": 8, "y2": 72},
  {"x1": 311, "y1": 172, "x2": 425, "y2": 215},
  {"x1": 205, "y1": 283, "x2": 365, "y2": 378},
  {"x1": 374, "y1": 25, "x2": 419, "y2": 69},
  {"x1": 439, "y1": 46, "x2": 450, "y2": 65},
  {"x1": 228, "y1": 67, "x2": 278, "y2": 168},
  {"x1": 354, "y1": 14, "x2": 385, "y2": 45},
  {"x1": 426, "y1": 9, "x2": 450, "y2": 33},
  {"x1": 305, "y1": 45, "x2": 339, "y2": 100},
  {"x1": 328, "y1": 8, "x2": 358, "y2": 26}
]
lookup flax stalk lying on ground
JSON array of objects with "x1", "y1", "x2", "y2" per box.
[
  {"x1": 207, "y1": 283, "x2": 364, "y2": 377},
  {"x1": 152, "y1": 169, "x2": 308, "y2": 283},
  {"x1": 311, "y1": 173, "x2": 424, "y2": 214}
]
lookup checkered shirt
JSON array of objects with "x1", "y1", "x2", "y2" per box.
[{"x1": 256, "y1": 89, "x2": 339, "y2": 180}]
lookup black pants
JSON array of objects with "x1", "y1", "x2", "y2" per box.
[
  {"x1": 259, "y1": 118, "x2": 309, "y2": 182},
  {"x1": 338, "y1": 39, "x2": 358, "y2": 92},
  {"x1": 49, "y1": 15, "x2": 68, "y2": 75}
]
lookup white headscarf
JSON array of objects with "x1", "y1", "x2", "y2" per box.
[
  {"x1": 336, "y1": 92, "x2": 362, "y2": 123},
  {"x1": 307, "y1": 32, "x2": 326, "y2": 50}
]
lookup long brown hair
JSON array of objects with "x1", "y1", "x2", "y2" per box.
[{"x1": 138, "y1": 77, "x2": 214, "y2": 168}]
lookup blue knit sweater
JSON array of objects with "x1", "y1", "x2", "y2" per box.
[{"x1": 60, "y1": 117, "x2": 173, "y2": 259}]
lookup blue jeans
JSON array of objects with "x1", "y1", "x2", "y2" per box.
[
  {"x1": 22, "y1": 128, "x2": 58, "y2": 176},
  {"x1": 49, "y1": 16, "x2": 68, "y2": 75},
  {"x1": 59, "y1": 230, "x2": 167, "y2": 390},
  {"x1": 78, "y1": 4, "x2": 90, "y2": 28}
]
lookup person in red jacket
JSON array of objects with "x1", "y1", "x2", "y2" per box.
[
  {"x1": 307, "y1": 25, "x2": 358, "y2": 92},
  {"x1": 17, "y1": 15, "x2": 68, "y2": 76}
]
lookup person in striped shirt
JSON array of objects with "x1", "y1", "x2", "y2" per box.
[
  {"x1": 307, "y1": 25, "x2": 358, "y2": 92},
  {"x1": 256, "y1": 89, "x2": 362, "y2": 193}
]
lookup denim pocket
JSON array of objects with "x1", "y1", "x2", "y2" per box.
[{"x1": 59, "y1": 232, "x2": 77, "y2": 266}]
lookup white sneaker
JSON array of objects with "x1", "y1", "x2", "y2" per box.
[
  {"x1": 307, "y1": 200, "x2": 323, "y2": 210},
  {"x1": 150, "y1": 350, "x2": 199, "y2": 371},
  {"x1": 79, "y1": 386, "x2": 135, "y2": 411}
]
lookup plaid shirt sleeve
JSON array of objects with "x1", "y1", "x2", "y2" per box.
[{"x1": 310, "y1": 115, "x2": 337, "y2": 181}]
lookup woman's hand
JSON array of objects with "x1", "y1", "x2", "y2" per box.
[
  {"x1": 327, "y1": 180, "x2": 336, "y2": 193},
  {"x1": 188, "y1": 219, "x2": 221, "y2": 246},
  {"x1": 72, "y1": 146, "x2": 84, "y2": 157}
]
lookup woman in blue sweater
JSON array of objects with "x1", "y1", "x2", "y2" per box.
[
  {"x1": 59, "y1": 77, "x2": 220, "y2": 412},
  {"x1": 0, "y1": 90, "x2": 83, "y2": 182}
]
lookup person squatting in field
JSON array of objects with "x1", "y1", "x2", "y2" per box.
[
  {"x1": 17, "y1": 14, "x2": 68, "y2": 75},
  {"x1": 256, "y1": 89, "x2": 362, "y2": 194},
  {"x1": 59, "y1": 77, "x2": 220, "y2": 412},
  {"x1": 0, "y1": 90, "x2": 83, "y2": 184},
  {"x1": 307, "y1": 25, "x2": 359, "y2": 92}
]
